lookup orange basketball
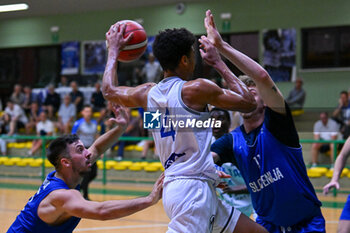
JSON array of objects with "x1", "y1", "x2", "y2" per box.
[{"x1": 117, "y1": 20, "x2": 147, "y2": 62}]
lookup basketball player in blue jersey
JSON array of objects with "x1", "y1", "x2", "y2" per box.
[
  {"x1": 102, "y1": 21, "x2": 267, "y2": 233},
  {"x1": 7, "y1": 105, "x2": 164, "y2": 233},
  {"x1": 205, "y1": 10, "x2": 325, "y2": 232},
  {"x1": 323, "y1": 137, "x2": 350, "y2": 233}
]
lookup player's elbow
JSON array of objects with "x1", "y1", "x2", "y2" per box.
[
  {"x1": 256, "y1": 69, "x2": 270, "y2": 82},
  {"x1": 102, "y1": 85, "x2": 115, "y2": 101}
]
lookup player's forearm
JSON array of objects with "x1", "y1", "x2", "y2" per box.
[
  {"x1": 214, "y1": 60, "x2": 255, "y2": 104},
  {"x1": 99, "y1": 196, "x2": 153, "y2": 220},
  {"x1": 218, "y1": 41, "x2": 269, "y2": 82},
  {"x1": 90, "y1": 123, "x2": 127, "y2": 162},
  {"x1": 102, "y1": 50, "x2": 120, "y2": 101},
  {"x1": 332, "y1": 138, "x2": 350, "y2": 182}
]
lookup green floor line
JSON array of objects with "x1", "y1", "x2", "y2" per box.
[{"x1": 321, "y1": 201, "x2": 345, "y2": 209}]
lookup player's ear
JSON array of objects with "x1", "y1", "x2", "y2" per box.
[
  {"x1": 181, "y1": 55, "x2": 189, "y2": 65},
  {"x1": 61, "y1": 158, "x2": 71, "y2": 168}
]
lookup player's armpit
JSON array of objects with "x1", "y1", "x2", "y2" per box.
[{"x1": 182, "y1": 79, "x2": 256, "y2": 112}]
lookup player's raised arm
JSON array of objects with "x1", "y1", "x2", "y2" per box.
[
  {"x1": 204, "y1": 9, "x2": 285, "y2": 114},
  {"x1": 46, "y1": 173, "x2": 164, "y2": 221},
  {"x1": 184, "y1": 36, "x2": 256, "y2": 112},
  {"x1": 323, "y1": 137, "x2": 350, "y2": 195},
  {"x1": 102, "y1": 23, "x2": 155, "y2": 108},
  {"x1": 88, "y1": 104, "x2": 128, "y2": 163}
]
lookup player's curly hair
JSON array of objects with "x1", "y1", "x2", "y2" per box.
[
  {"x1": 47, "y1": 134, "x2": 80, "y2": 170},
  {"x1": 153, "y1": 28, "x2": 195, "y2": 71}
]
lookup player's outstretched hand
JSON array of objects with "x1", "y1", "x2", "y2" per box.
[
  {"x1": 323, "y1": 180, "x2": 340, "y2": 195},
  {"x1": 204, "y1": 10, "x2": 223, "y2": 47},
  {"x1": 148, "y1": 173, "x2": 164, "y2": 205},
  {"x1": 199, "y1": 36, "x2": 222, "y2": 67},
  {"x1": 108, "y1": 104, "x2": 129, "y2": 128},
  {"x1": 106, "y1": 22, "x2": 134, "y2": 51}
]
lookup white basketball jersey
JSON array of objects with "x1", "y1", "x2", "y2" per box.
[{"x1": 147, "y1": 77, "x2": 218, "y2": 182}]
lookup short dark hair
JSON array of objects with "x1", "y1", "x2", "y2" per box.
[
  {"x1": 340, "y1": 91, "x2": 348, "y2": 97},
  {"x1": 210, "y1": 108, "x2": 231, "y2": 125},
  {"x1": 47, "y1": 134, "x2": 80, "y2": 169},
  {"x1": 153, "y1": 28, "x2": 195, "y2": 71}
]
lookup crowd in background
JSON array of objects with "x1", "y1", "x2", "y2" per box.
[{"x1": 0, "y1": 55, "x2": 350, "y2": 168}]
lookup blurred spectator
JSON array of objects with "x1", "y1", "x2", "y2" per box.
[
  {"x1": 4, "y1": 100, "x2": 28, "y2": 136},
  {"x1": 70, "y1": 81, "x2": 84, "y2": 113},
  {"x1": 311, "y1": 112, "x2": 340, "y2": 167},
  {"x1": 90, "y1": 82, "x2": 105, "y2": 112},
  {"x1": 57, "y1": 95, "x2": 76, "y2": 134},
  {"x1": 72, "y1": 105, "x2": 98, "y2": 200},
  {"x1": 42, "y1": 84, "x2": 61, "y2": 119},
  {"x1": 10, "y1": 84, "x2": 25, "y2": 106},
  {"x1": 332, "y1": 91, "x2": 350, "y2": 139},
  {"x1": 141, "y1": 138, "x2": 155, "y2": 160},
  {"x1": 0, "y1": 117, "x2": 8, "y2": 156},
  {"x1": 58, "y1": 75, "x2": 69, "y2": 87},
  {"x1": 141, "y1": 53, "x2": 162, "y2": 83},
  {"x1": 286, "y1": 78, "x2": 306, "y2": 110},
  {"x1": 22, "y1": 86, "x2": 37, "y2": 114},
  {"x1": 28, "y1": 111, "x2": 54, "y2": 156},
  {"x1": 25, "y1": 102, "x2": 41, "y2": 135},
  {"x1": 116, "y1": 108, "x2": 142, "y2": 161}
]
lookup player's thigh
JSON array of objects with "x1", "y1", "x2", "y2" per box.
[
  {"x1": 163, "y1": 179, "x2": 216, "y2": 233},
  {"x1": 233, "y1": 214, "x2": 268, "y2": 233}
]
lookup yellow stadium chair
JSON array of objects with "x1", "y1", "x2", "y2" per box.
[
  {"x1": 139, "y1": 161, "x2": 149, "y2": 168},
  {"x1": 105, "y1": 160, "x2": 117, "y2": 170},
  {"x1": 45, "y1": 159, "x2": 54, "y2": 168},
  {"x1": 144, "y1": 166, "x2": 159, "y2": 172},
  {"x1": 119, "y1": 161, "x2": 133, "y2": 168},
  {"x1": 0, "y1": 111, "x2": 3, "y2": 117},
  {"x1": 125, "y1": 145, "x2": 136, "y2": 151},
  {"x1": 93, "y1": 112, "x2": 101, "y2": 118},
  {"x1": 22, "y1": 158, "x2": 35, "y2": 166},
  {"x1": 97, "y1": 125, "x2": 101, "y2": 132},
  {"x1": 307, "y1": 169, "x2": 322, "y2": 178},
  {"x1": 129, "y1": 164, "x2": 142, "y2": 171},
  {"x1": 342, "y1": 168, "x2": 349, "y2": 176},
  {"x1": 0, "y1": 156, "x2": 9, "y2": 165},
  {"x1": 7, "y1": 142, "x2": 15, "y2": 148},
  {"x1": 308, "y1": 167, "x2": 328, "y2": 176},
  {"x1": 291, "y1": 109, "x2": 304, "y2": 117},
  {"x1": 96, "y1": 160, "x2": 104, "y2": 169},
  {"x1": 131, "y1": 110, "x2": 140, "y2": 117},
  {"x1": 134, "y1": 145, "x2": 143, "y2": 152},
  {"x1": 348, "y1": 172, "x2": 350, "y2": 179},
  {"x1": 30, "y1": 160, "x2": 42, "y2": 167},
  {"x1": 26, "y1": 142, "x2": 33, "y2": 149},
  {"x1": 17, "y1": 143, "x2": 26, "y2": 149},
  {"x1": 4, "y1": 159, "x2": 15, "y2": 166},
  {"x1": 16, "y1": 160, "x2": 28, "y2": 167},
  {"x1": 149, "y1": 162, "x2": 163, "y2": 169},
  {"x1": 114, "y1": 164, "x2": 127, "y2": 171}
]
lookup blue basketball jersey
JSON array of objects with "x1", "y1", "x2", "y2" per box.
[
  {"x1": 7, "y1": 171, "x2": 81, "y2": 233},
  {"x1": 231, "y1": 123, "x2": 322, "y2": 227}
]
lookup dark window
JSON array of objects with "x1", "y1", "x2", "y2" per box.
[{"x1": 302, "y1": 26, "x2": 350, "y2": 68}]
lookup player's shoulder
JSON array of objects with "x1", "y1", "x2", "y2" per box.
[
  {"x1": 183, "y1": 78, "x2": 219, "y2": 94},
  {"x1": 49, "y1": 189, "x2": 81, "y2": 203}
]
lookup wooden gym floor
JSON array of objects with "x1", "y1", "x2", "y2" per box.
[{"x1": 0, "y1": 178, "x2": 346, "y2": 233}]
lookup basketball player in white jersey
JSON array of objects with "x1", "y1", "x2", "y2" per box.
[{"x1": 102, "y1": 21, "x2": 267, "y2": 233}]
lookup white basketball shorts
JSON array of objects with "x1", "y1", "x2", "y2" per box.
[{"x1": 163, "y1": 177, "x2": 241, "y2": 233}]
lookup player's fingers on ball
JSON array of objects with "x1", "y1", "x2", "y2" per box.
[{"x1": 125, "y1": 32, "x2": 134, "y2": 43}]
